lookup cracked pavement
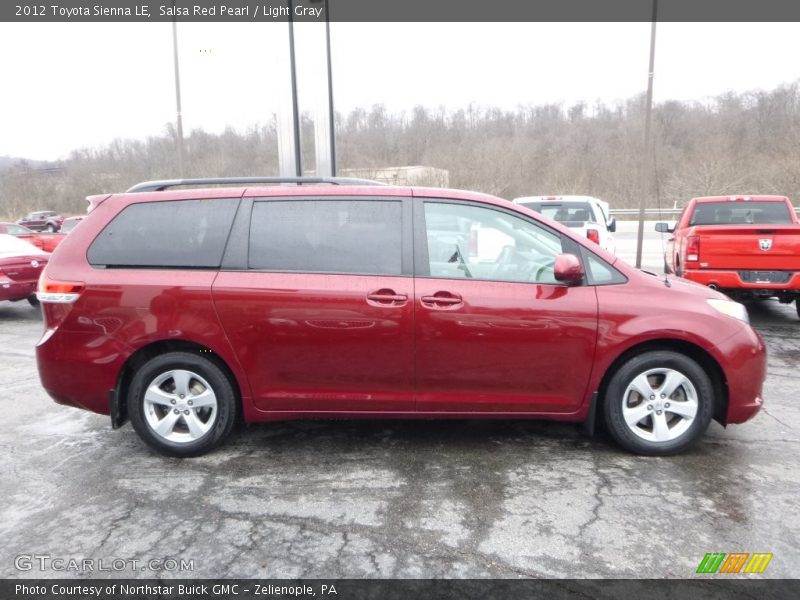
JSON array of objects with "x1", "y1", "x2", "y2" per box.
[{"x1": 1, "y1": 297, "x2": 798, "y2": 579}]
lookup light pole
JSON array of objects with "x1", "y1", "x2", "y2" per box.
[
  {"x1": 635, "y1": 0, "x2": 658, "y2": 269},
  {"x1": 310, "y1": 0, "x2": 336, "y2": 177},
  {"x1": 322, "y1": 0, "x2": 336, "y2": 176},
  {"x1": 277, "y1": 0, "x2": 304, "y2": 178},
  {"x1": 171, "y1": 0, "x2": 185, "y2": 177},
  {"x1": 287, "y1": 0, "x2": 303, "y2": 176},
  {"x1": 276, "y1": 1, "x2": 335, "y2": 178}
]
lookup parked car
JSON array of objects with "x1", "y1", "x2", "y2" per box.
[
  {"x1": 0, "y1": 222, "x2": 45, "y2": 250},
  {"x1": 36, "y1": 178, "x2": 765, "y2": 457},
  {"x1": 17, "y1": 210, "x2": 64, "y2": 232},
  {"x1": 0, "y1": 234, "x2": 49, "y2": 306},
  {"x1": 0, "y1": 221, "x2": 63, "y2": 252},
  {"x1": 513, "y1": 195, "x2": 617, "y2": 254},
  {"x1": 656, "y1": 195, "x2": 800, "y2": 317}
]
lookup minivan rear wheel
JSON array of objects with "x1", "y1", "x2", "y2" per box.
[
  {"x1": 603, "y1": 351, "x2": 714, "y2": 456},
  {"x1": 128, "y1": 352, "x2": 237, "y2": 457}
]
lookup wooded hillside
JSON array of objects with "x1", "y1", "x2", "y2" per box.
[{"x1": 2, "y1": 82, "x2": 799, "y2": 219}]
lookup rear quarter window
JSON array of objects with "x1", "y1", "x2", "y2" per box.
[{"x1": 87, "y1": 199, "x2": 238, "y2": 268}]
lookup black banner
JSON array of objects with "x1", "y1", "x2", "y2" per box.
[
  {"x1": 3, "y1": 0, "x2": 800, "y2": 23},
  {"x1": 3, "y1": 579, "x2": 800, "y2": 600}
]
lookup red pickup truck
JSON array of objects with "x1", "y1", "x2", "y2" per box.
[{"x1": 656, "y1": 195, "x2": 800, "y2": 317}]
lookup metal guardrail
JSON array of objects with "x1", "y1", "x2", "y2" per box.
[{"x1": 610, "y1": 208, "x2": 681, "y2": 218}]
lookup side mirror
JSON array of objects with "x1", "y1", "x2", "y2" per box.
[
  {"x1": 607, "y1": 217, "x2": 617, "y2": 233},
  {"x1": 655, "y1": 222, "x2": 675, "y2": 234},
  {"x1": 554, "y1": 253, "x2": 584, "y2": 285}
]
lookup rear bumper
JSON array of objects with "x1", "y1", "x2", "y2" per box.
[
  {"x1": 714, "y1": 324, "x2": 767, "y2": 424},
  {"x1": 36, "y1": 327, "x2": 128, "y2": 415},
  {"x1": 0, "y1": 279, "x2": 36, "y2": 302},
  {"x1": 684, "y1": 269, "x2": 800, "y2": 294}
]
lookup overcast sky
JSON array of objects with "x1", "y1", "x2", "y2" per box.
[{"x1": 1, "y1": 22, "x2": 799, "y2": 161}]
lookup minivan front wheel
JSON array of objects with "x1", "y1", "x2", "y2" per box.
[
  {"x1": 128, "y1": 352, "x2": 237, "y2": 457},
  {"x1": 603, "y1": 351, "x2": 714, "y2": 456}
]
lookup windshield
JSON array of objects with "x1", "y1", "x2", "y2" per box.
[
  {"x1": 520, "y1": 201, "x2": 597, "y2": 224},
  {"x1": 689, "y1": 201, "x2": 794, "y2": 225}
]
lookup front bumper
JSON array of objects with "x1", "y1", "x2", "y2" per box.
[{"x1": 714, "y1": 324, "x2": 767, "y2": 424}]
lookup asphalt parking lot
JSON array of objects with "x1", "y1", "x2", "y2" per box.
[{"x1": 1, "y1": 230, "x2": 798, "y2": 579}]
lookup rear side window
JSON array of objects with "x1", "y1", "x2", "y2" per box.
[
  {"x1": 88, "y1": 199, "x2": 238, "y2": 268},
  {"x1": 520, "y1": 202, "x2": 597, "y2": 224},
  {"x1": 249, "y1": 200, "x2": 402, "y2": 275}
]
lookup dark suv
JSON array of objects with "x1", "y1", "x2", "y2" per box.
[
  {"x1": 17, "y1": 210, "x2": 64, "y2": 232},
  {"x1": 36, "y1": 178, "x2": 766, "y2": 457}
]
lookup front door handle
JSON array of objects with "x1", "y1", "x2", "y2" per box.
[
  {"x1": 366, "y1": 289, "x2": 408, "y2": 306},
  {"x1": 421, "y1": 292, "x2": 463, "y2": 308}
]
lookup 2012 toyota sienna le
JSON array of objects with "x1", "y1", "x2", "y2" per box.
[{"x1": 35, "y1": 177, "x2": 766, "y2": 457}]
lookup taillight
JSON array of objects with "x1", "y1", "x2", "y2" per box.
[
  {"x1": 586, "y1": 228, "x2": 600, "y2": 245},
  {"x1": 686, "y1": 236, "x2": 700, "y2": 263},
  {"x1": 37, "y1": 273, "x2": 84, "y2": 304}
]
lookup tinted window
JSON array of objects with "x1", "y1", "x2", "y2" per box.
[
  {"x1": 519, "y1": 201, "x2": 597, "y2": 224},
  {"x1": 249, "y1": 200, "x2": 402, "y2": 275},
  {"x1": 423, "y1": 202, "x2": 564, "y2": 284},
  {"x1": 88, "y1": 199, "x2": 238, "y2": 268},
  {"x1": 689, "y1": 201, "x2": 793, "y2": 225}
]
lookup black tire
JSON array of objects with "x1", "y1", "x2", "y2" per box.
[
  {"x1": 27, "y1": 295, "x2": 40, "y2": 307},
  {"x1": 46, "y1": 223, "x2": 57, "y2": 232},
  {"x1": 603, "y1": 350, "x2": 714, "y2": 456},
  {"x1": 128, "y1": 352, "x2": 237, "y2": 457},
  {"x1": 796, "y1": 298, "x2": 800, "y2": 320}
]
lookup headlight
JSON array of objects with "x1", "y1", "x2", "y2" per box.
[{"x1": 707, "y1": 299, "x2": 749, "y2": 324}]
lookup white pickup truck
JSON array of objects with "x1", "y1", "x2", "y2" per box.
[{"x1": 512, "y1": 195, "x2": 617, "y2": 254}]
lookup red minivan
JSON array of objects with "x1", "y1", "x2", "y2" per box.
[{"x1": 35, "y1": 178, "x2": 766, "y2": 457}]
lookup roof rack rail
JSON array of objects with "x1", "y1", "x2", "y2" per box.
[{"x1": 126, "y1": 177, "x2": 386, "y2": 193}]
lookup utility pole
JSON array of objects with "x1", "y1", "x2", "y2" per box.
[
  {"x1": 635, "y1": 0, "x2": 658, "y2": 269},
  {"x1": 171, "y1": 0, "x2": 185, "y2": 177}
]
